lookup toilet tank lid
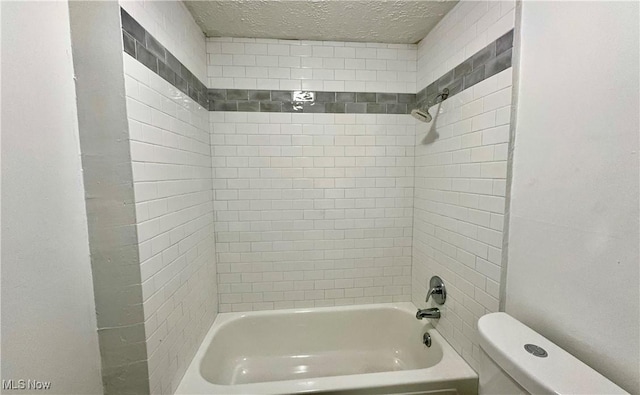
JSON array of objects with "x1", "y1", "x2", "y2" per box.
[{"x1": 478, "y1": 312, "x2": 628, "y2": 395}]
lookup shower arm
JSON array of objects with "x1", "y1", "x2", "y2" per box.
[
  {"x1": 429, "y1": 88, "x2": 449, "y2": 107},
  {"x1": 410, "y1": 88, "x2": 451, "y2": 123},
  {"x1": 415, "y1": 88, "x2": 450, "y2": 112}
]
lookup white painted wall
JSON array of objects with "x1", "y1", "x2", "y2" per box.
[
  {"x1": 124, "y1": 54, "x2": 218, "y2": 394},
  {"x1": 506, "y1": 2, "x2": 639, "y2": 394},
  {"x1": 211, "y1": 112, "x2": 415, "y2": 312},
  {"x1": 120, "y1": 0, "x2": 207, "y2": 83},
  {"x1": 1, "y1": 2, "x2": 103, "y2": 394},
  {"x1": 412, "y1": 0, "x2": 515, "y2": 371},
  {"x1": 207, "y1": 38, "x2": 417, "y2": 93}
]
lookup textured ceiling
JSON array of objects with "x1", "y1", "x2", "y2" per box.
[{"x1": 184, "y1": 0, "x2": 458, "y2": 44}]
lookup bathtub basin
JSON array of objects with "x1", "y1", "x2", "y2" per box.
[{"x1": 176, "y1": 302, "x2": 477, "y2": 394}]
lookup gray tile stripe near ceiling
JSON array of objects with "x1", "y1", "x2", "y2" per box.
[
  {"x1": 208, "y1": 89, "x2": 417, "y2": 114},
  {"x1": 121, "y1": 8, "x2": 209, "y2": 108},
  {"x1": 120, "y1": 7, "x2": 513, "y2": 114},
  {"x1": 417, "y1": 29, "x2": 514, "y2": 110}
]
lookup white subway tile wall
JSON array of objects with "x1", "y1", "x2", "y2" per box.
[
  {"x1": 207, "y1": 38, "x2": 417, "y2": 93},
  {"x1": 124, "y1": 54, "x2": 218, "y2": 394},
  {"x1": 117, "y1": 0, "x2": 518, "y2": 382},
  {"x1": 412, "y1": 68, "x2": 513, "y2": 371},
  {"x1": 411, "y1": 0, "x2": 516, "y2": 372},
  {"x1": 210, "y1": 112, "x2": 416, "y2": 312},
  {"x1": 120, "y1": 0, "x2": 207, "y2": 83},
  {"x1": 417, "y1": 0, "x2": 516, "y2": 90}
]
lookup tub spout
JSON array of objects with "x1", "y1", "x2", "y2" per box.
[{"x1": 416, "y1": 308, "x2": 440, "y2": 320}]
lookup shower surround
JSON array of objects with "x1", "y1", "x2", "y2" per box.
[
  {"x1": 203, "y1": 9, "x2": 516, "y2": 376},
  {"x1": 98, "y1": 0, "x2": 515, "y2": 392}
]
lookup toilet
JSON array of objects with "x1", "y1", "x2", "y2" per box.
[{"x1": 478, "y1": 313, "x2": 628, "y2": 394}]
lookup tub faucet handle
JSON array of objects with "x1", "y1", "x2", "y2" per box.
[{"x1": 425, "y1": 276, "x2": 446, "y2": 305}]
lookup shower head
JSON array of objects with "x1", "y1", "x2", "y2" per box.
[
  {"x1": 410, "y1": 88, "x2": 450, "y2": 123},
  {"x1": 411, "y1": 108, "x2": 432, "y2": 123}
]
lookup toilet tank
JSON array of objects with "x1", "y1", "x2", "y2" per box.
[{"x1": 477, "y1": 313, "x2": 628, "y2": 395}]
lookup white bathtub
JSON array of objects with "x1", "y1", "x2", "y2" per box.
[{"x1": 176, "y1": 302, "x2": 477, "y2": 394}]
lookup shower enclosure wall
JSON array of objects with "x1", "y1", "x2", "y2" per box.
[{"x1": 70, "y1": 0, "x2": 516, "y2": 393}]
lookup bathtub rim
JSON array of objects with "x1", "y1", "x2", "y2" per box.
[{"x1": 176, "y1": 302, "x2": 478, "y2": 395}]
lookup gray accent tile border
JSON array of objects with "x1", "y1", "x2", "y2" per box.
[
  {"x1": 417, "y1": 29, "x2": 514, "y2": 109},
  {"x1": 207, "y1": 89, "x2": 417, "y2": 114},
  {"x1": 208, "y1": 30, "x2": 513, "y2": 114},
  {"x1": 121, "y1": 7, "x2": 511, "y2": 115},
  {"x1": 120, "y1": 8, "x2": 208, "y2": 108},
  {"x1": 120, "y1": 8, "x2": 417, "y2": 115}
]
